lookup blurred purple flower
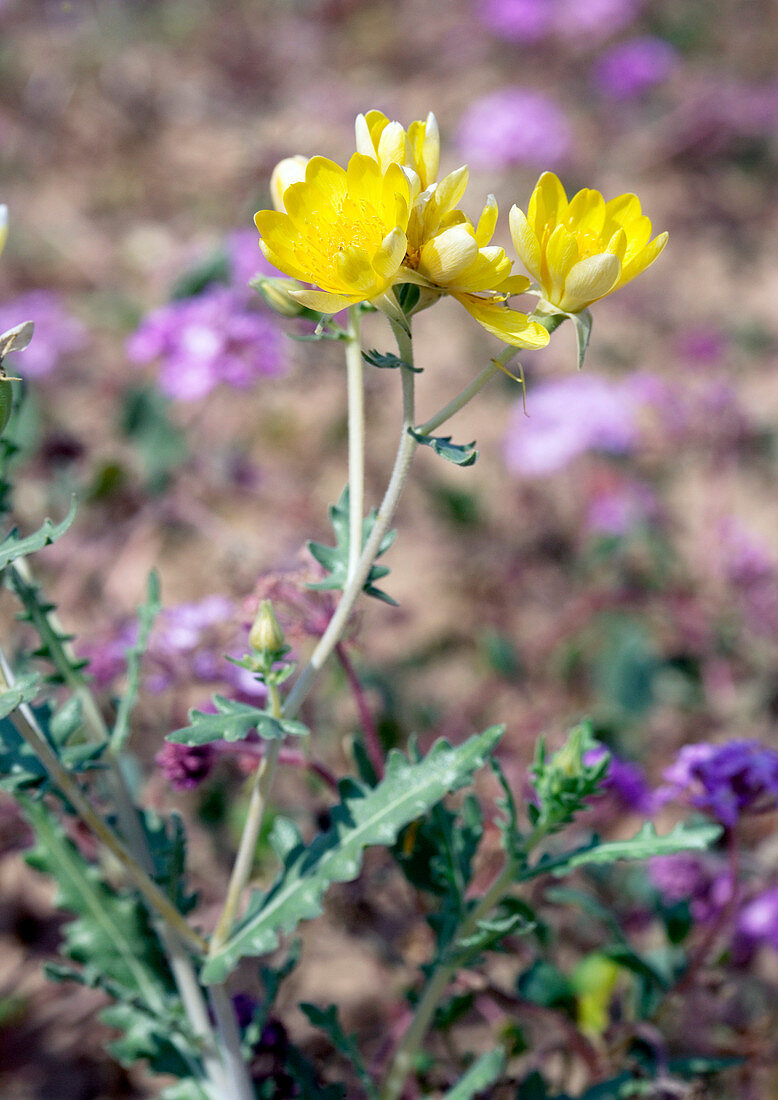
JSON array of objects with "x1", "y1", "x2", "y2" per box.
[
  {"x1": 227, "y1": 229, "x2": 283, "y2": 294},
  {"x1": 154, "y1": 595, "x2": 234, "y2": 654},
  {"x1": 718, "y1": 520, "x2": 778, "y2": 637},
  {"x1": 503, "y1": 373, "x2": 640, "y2": 476},
  {"x1": 555, "y1": 0, "x2": 640, "y2": 40},
  {"x1": 586, "y1": 480, "x2": 657, "y2": 537},
  {"x1": 477, "y1": 0, "x2": 554, "y2": 42},
  {"x1": 77, "y1": 621, "x2": 138, "y2": 691},
  {"x1": 0, "y1": 290, "x2": 87, "y2": 379},
  {"x1": 155, "y1": 741, "x2": 215, "y2": 791},
  {"x1": 649, "y1": 853, "x2": 732, "y2": 921},
  {"x1": 593, "y1": 36, "x2": 678, "y2": 100},
  {"x1": 658, "y1": 740, "x2": 778, "y2": 827},
  {"x1": 127, "y1": 286, "x2": 286, "y2": 401},
  {"x1": 737, "y1": 889, "x2": 778, "y2": 952},
  {"x1": 585, "y1": 745, "x2": 655, "y2": 812},
  {"x1": 676, "y1": 325, "x2": 728, "y2": 366},
  {"x1": 457, "y1": 88, "x2": 572, "y2": 170}
]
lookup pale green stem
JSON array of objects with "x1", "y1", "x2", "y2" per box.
[
  {"x1": 380, "y1": 860, "x2": 517, "y2": 1100},
  {"x1": 283, "y1": 322, "x2": 418, "y2": 722},
  {"x1": 208, "y1": 984, "x2": 256, "y2": 1100},
  {"x1": 346, "y1": 305, "x2": 365, "y2": 583},
  {"x1": 209, "y1": 682, "x2": 283, "y2": 954},
  {"x1": 416, "y1": 352, "x2": 509, "y2": 437}
]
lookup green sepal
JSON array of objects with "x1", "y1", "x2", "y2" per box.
[
  {"x1": 443, "y1": 1048, "x2": 506, "y2": 1099},
  {"x1": 167, "y1": 694, "x2": 309, "y2": 746},
  {"x1": 409, "y1": 429, "x2": 478, "y2": 467},
  {"x1": 201, "y1": 726, "x2": 503, "y2": 983},
  {"x1": 307, "y1": 485, "x2": 398, "y2": 605},
  {"x1": 0, "y1": 495, "x2": 77, "y2": 573},
  {"x1": 362, "y1": 347, "x2": 422, "y2": 372}
]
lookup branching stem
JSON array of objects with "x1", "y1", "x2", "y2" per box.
[{"x1": 346, "y1": 305, "x2": 365, "y2": 583}]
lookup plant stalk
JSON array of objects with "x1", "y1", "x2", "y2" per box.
[
  {"x1": 209, "y1": 681, "x2": 283, "y2": 954},
  {"x1": 345, "y1": 305, "x2": 365, "y2": 583}
]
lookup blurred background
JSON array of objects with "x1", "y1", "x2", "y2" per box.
[{"x1": 1, "y1": 0, "x2": 778, "y2": 1095}]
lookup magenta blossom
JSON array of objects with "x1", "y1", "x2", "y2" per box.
[
  {"x1": 593, "y1": 36, "x2": 678, "y2": 100},
  {"x1": 127, "y1": 286, "x2": 286, "y2": 401},
  {"x1": 457, "y1": 88, "x2": 572, "y2": 170},
  {"x1": 657, "y1": 741, "x2": 778, "y2": 827}
]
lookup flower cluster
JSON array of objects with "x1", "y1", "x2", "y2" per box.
[
  {"x1": 254, "y1": 108, "x2": 666, "y2": 353},
  {"x1": 658, "y1": 740, "x2": 778, "y2": 827}
]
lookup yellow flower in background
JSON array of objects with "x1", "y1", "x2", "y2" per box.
[
  {"x1": 509, "y1": 172, "x2": 668, "y2": 314},
  {"x1": 0, "y1": 206, "x2": 7, "y2": 257},
  {"x1": 255, "y1": 153, "x2": 411, "y2": 315},
  {"x1": 355, "y1": 109, "x2": 440, "y2": 191},
  {"x1": 402, "y1": 194, "x2": 550, "y2": 348}
]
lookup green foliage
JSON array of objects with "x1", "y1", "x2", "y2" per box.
[
  {"x1": 0, "y1": 495, "x2": 77, "y2": 573},
  {"x1": 0, "y1": 677, "x2": 103, "y2": 795},
  {"x1": 119, "y1": 385, "x2": 188, "y2": 492},
  {"x1": 443, "y1": 1047, "x2": 506, "y2": 1098},
  {"x1": 308, "y1": 485, "x2": 398, "y2": 605},
  {"x1": 7, "y1": 564, "x2": 89, "y2": 685},
  {"x1": 300, "y1": 1003, "x2": 377, "y2": 1098},
  {"x1": 542, "y1": 821, "x2": 722, "y2": 878},
  {"x1": 202, "y1": 727, "x2": 503, "y2": 983},
  {"x1": 20, "y1": 796, "x2": 207, "y2": 1090},
  {"x1": 170, "y1": 249, "x2": 230, "y2": 299},
  {"x1": 168, "y1": 694, "x2": 309, "y2": 746},
  {"x1": 528, "y1": 721, "x2": 609, "y2": 835},
  {"x1": 111, "y1": 571, "x2": 161, "y2": 752},
  {"x1": 362, "y1": 347, "x2": 422, "y2": 372},
  {"x1": 490, "y1": 756, "x2": 522, "y2": 861},
  {"x1": 409, "y1": 428, "x2": 478, "y2": 467}
]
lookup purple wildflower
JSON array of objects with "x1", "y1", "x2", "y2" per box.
[
  {"x1": 649, "y1": 853, "x2": 732, "y2": 921},
  {"x1": 127, "y1": 286, "x2": 286, "y2": 401},
  {"x1": 593, "y1": 36, "x2": 678, "y2": 101},
  {"x1": 227, "y1": 229, "x2": 283, "y2": 295},
  {"x1": 503, "y1": 373, "x2": 640, "y2": 477},
  {"x1": 718, "y1": 520, "x2": 778, "y2": 637},
  {"x1": 76, "y1": 621, "x2": 138, "y2": 691},
  {"x1": 658, "y1": 741, "x2": 778, "y2": 827},
  {"x1": 0, "y1": 291, "x2": 87, "y2": 379},
  {"x1": 586, "y1": 480, "x2": 657, "y2": 537},
  {"x1": 737, "y1": 889, "x2": 778, "y2": 952},
  {"x1": 584, "y1": 745, "x2": 655, "y2": 813},
  {"x1": 154, "y1": 595, "x2": 234, "y2": 654},
  {"x1": 457, "y1": 88, "x2": 572, "y2": 170},
  {"x1": 555, "y1": 0, "x2": 640, "y2": 41},
  {"x1": 477, "y1": 0, "x2": 554, "y2": 42},
  {"x1": 155, "y1": 741, "x2": 215, "y2": 791}
]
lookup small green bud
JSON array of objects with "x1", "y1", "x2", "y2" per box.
[
  {"x1": 250, "y1": 276, "x2": 308, "y2": 318},
  {"x1": 249, "y1": 599, "x2": 285, "y2": 655}
]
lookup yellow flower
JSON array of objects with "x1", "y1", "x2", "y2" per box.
[
  {"x1": 269, "y1": 156, "x2": 309, "y2": 211},
  {"x1": 355, "y1": 109, "x2": 440, "y2": 191},
  {"x1": 0, "y1": 206, "x2": 7, "y2": 258},
  {"x1": 402, "y1": 194, "x2": 550, "y2": 348},
  {"x1": 255, "y1": 153, "x2": 411, "y2": 314},
  {"x1": 509, "y1": 171, "x2": 668, "y2": 314}
]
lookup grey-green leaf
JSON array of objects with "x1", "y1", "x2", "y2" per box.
[
  {"x1": 167, "y1": 695, "x2": 309, "y2": 746},
  {"x1": 571, "y1": 308, "x2": 593, "y2": 371},
  {"x1": 410, "y1": 429, "x2": 478, "y2": 467},
  {"x1": 443, "y1": 1047, "x2": 506, "y2": 1099},
  {"x1": 111, "y1": 571, "x2": 161, "y2": 752},
  {"x1": 362, "y1": 348, "x2": 422, "y2": 372},
  {"x1": 201, "y1": 726, "x2": 503, "y2": 983},
  {"x1": 549, "y1": 822, "x2": 722, "y2": 877},
  {"x1": 0, "y1": 495, "x2": 77, "y2": 572}
]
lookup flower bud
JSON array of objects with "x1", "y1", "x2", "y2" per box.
[
  {"x1": 270, "y1": 155, "x2": 309, "y2": 211},
  {"x1": 251, "y1": 275, "x2": 309, "y2": 318},
  {"x1": 249, "y1": 599, "x2": 285, "y2": 655}
]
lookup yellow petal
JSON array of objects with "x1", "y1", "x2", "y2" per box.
[
  {"x1": 604, "y1": 192, "x2": 642, "y2": 225},
  {"x1": 373, "y1": 227, "x2": 407, "y2": 278},
  {"x1": 433, "y1": 165, "x2": 469, "y2": 219},
  {"x1": 376, "y1": 120, "x2": 408, "y2": 170},
  {"x1": 567, "y1": 188, "x2": 605, "y2": 235},
  {"x1": 618, "y1": 230, "x2": 668, "y2": 286},
  {"x1": 545, "y1": 224, "x2": 578, "y2": 299},
  {"x1": 355, "y1": 112, "x2": 376, "y2": 157},
  {"x1": 270, "y1": 155, "x2": 309, "y2": 211},
  {"x1": 289, "y1": 289, "x2": 355, "y2": 313},
  {"x1": 605, "y1": 227, "x2": 628, "y2": 264},
  {"x1": 527, "y1": 171, "x2": 568, "y2": 236},
  {"x1": 346, "y1": 152, "x2": 383, "y2": 209},
  {"x1": 475, "y1": 194, "x2": 498, "y2": 247},
  {"x1": 336, "y1": 247, "x2": 377, "y2": 293},
  {"x1": 456, "y1": 294, "x2": 551, "y2": 348},
  {"x1": 420, "y1": 111, "x2": 440, "y2": 188},
  {"x1": 494, "y1": 273, "x2": 530, "y2": 296},
  {"x1": 509, "y1": 204, "x2": 542, "y2": 280},
  {"x1": 419, "y1": 224, "x2": 478, "y2": 285},
  {"x1": 304, "y1": 156, "x2": 348, "y2": 207},
  {"x1": 561, "y1": 252, "x2": 621, "y2": 311}
]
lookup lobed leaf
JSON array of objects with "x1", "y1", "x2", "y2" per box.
[
  {"x1": 548, "y1": 822, "x2": 722, "y2": 876},
  {"x1": 201, "y1": 726, "x2": 503, "y2": 983},
  {"x1": 111, "y1": 571, "x2": 161, "y2": 752},
  {"x1": 307, "y1": 485, "x2": 398, "y2": 604},
  {"x1": 362, "y1": 347, "x2": 422, "y2": 372},
  {"x1": 167, "y1": 694, "x2": 309, "y2": 746},
  {"x1": 300, "y1": 1003, "x2": 377, "y2": 1098},
  {"x1": 0, "y1": 495, "x2": 77, "y2": 572},
  {"x1": 410, "y1": 429, "x2": 478, "y2": 467}
]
